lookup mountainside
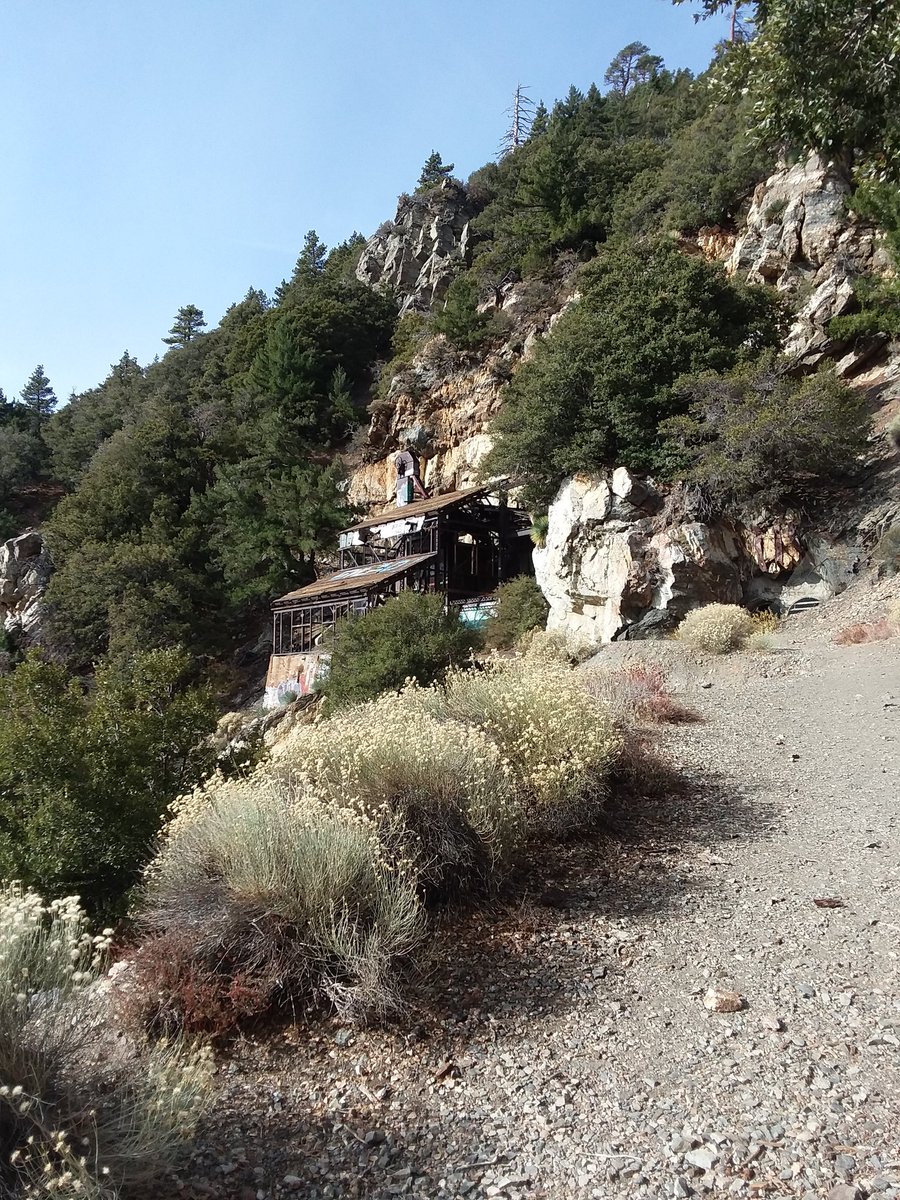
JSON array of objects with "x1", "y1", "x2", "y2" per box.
[{"x1": 1, "y1": 16, "x2": 899, "y2": 670}]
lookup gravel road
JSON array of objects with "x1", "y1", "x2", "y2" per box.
[{"x1": 176, "y1": 619, "x2": 900, "y2": 1200}]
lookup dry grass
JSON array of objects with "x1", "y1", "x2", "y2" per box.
[
  {"x1": 675, "y1": 603, "x2": 755, "y2": 654},
  {"x1": 0, "y1": 884, "x2": 209, "y2": 1199}
]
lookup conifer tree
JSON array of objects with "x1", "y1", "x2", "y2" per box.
[
  {"x1": 163, "y1": 304, "x2": 206, "y2": 348},
  {"x1": 604, "y1": 43, "x2": 664, "y2": 96},
  {"x1": 416, "y1": 151, "x2": 455, "y2": 192},
  {"x1": 20, "y1": 364, "x2": 56, "y2": 423}
]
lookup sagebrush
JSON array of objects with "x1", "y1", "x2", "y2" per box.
[
  {"x1": 137, "y1": 654, "x2": 622, "y2": 1032},
  {"x1": 0, "y1": 883, "x2": 209, "y2": 1198}
]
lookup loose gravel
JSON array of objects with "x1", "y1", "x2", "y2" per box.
[{"x1": 168, "y1": 613, "x2": 900, "y2": 1200}]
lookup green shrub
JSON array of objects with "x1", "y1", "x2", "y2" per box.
[
  {"x1": 887, "y1": 414, "x2": 900, "y2": 450},
  {"x1": 321, "y1": 591, "x2": 479, "y2": 712},
  {"x1": 486, "y1": 240, "x2": 784, "y2": 508},
  {"x1": 0, "y1": 649, "x2": 217, "y2": 913},
  {"x1": 675, "y1": 603, "x2": 754, "y2": 654},
  {"x1": 486, "y1": 575, "x2": 549, "y2": 648},
  {"x1": 660, "y1": 355, "x2": 870, "y2": 512},
  {"x1": 0, "y1": 883, "x2": 209, "y2": 1197},
  {"x1": 431, "y1": 275, "x2": 494, "y2": 351}
]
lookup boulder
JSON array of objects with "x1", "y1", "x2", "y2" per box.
[
  {"x1": 533, "y1": 474, "x2": 745, "y2": 645},
  {"x1": 0, "y1": 531, "x2": 52, "y2": 645}
]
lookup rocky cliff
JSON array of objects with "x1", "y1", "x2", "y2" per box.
[
  {"x1": 534, "y1": 471, "x2": 870, "y2": 644},
  {"x1": 0, "y1": 531, "x2": 51, "y2": 647},
  {"x1": 351, "y1": 153, "x2": 899, "y2": 634},
  {"x1": 349, "y1": 285, "x2": 574, "y2": 506},
  {"x1": 726, "y1": 154, "x2": 889, "y2": 367},
  {"x1": 355, "y1": 180, "x2": 477, "y2": 315}
]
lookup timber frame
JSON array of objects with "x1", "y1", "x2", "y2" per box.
[{"x1": 269, "y1": 486, "x2": 532, "y2": 659}]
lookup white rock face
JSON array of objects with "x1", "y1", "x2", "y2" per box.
[
  {"x1": 533, "y1": 474, "x2": 744, "y2": 646},
  {"x1": 355, "y1": 181, "x2": 474, "y2": 315},
  {"x1": 0, "y1": 531, "x2": 52, "y2": 644},
  {"x1": 727, "y1": 154, "x2": 886, "y2": 362},
  {"x1": 532, "y1": 472, "x2": 869, "y2": 642}
]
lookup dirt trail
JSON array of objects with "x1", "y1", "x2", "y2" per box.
[{"x1": 179, "y1": 625, "x2": 900, "y2": 1200}]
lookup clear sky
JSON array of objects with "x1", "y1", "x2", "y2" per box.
[{"x1": 0, "y1": 0, "x2": 730, "y2": 400}]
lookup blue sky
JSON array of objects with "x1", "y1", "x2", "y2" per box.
[{"x1": 0, "y1": 0, "x2": 729, "y2": 400}]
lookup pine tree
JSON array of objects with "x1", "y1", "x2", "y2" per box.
[
  {"x1": 163, "y1": 304, "x2": 207, "y2": 348},
  {"x1": 416, "y1": 151, "x2": 455, "y2": 192},
  {"x1": 604, "y1": 43, "x2": 664, "y2": 96},
  {"x1": 20, "y1": 364, "x2": 56, "y2": 421},
  {"x1": 530, "y1": 102, "x2": 549, "y2": 138},
  {"x1": 274, "y1": 230, "x2": 328, "y2": 303}
]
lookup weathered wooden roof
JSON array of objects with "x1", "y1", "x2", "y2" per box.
[
  {"x1": 342, "y1": 486, "x2": 489, "y2": 534},
  {"x1": 273, "y1": 553, "x2": 437, "y2": 606}
]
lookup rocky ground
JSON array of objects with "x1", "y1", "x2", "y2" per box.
[{"x1": 173, "y1": 592, "x2": 900, "y2": 1200}]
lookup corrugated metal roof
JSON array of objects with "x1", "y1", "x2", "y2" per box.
[
  {"x1": 273, "y1": 552, "x2": 437, "y2": 606},
  {"x1": 342, "y1": 486, "x2": 489, "y2": 533}
]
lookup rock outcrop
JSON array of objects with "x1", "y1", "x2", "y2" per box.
[
  {"x1": 534, "y1": 473, "x2": 864, "y2": 645},
  {"x1": 349, "y1": 343, "x2": 508, "y2": 505},
  {"x1": 355, "y1": 181, "x2": 476, "y2": 315},
  {"x1": 0, "y1": 531, "x2": 52, "y2": 646},
  {"x1": 348, "y1": 286, "x2": 573, "y2": 507},
  {"x1": 726, "y1": 154, "x2": 888, "y2": 364}
]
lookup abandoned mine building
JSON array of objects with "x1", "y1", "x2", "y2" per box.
[{"x1": 264, "y1": 452, "x2": 533, "y2": 704}]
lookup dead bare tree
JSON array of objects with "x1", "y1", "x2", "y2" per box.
[{"x1": 499, "y1": 84, "x2": 536, "y2": 157}]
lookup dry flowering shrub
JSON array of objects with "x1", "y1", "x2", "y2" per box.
[
  {"x1": 408, "y1": 657, "x2": 622, "y2": 835},
  {"x1": 834, "y1": 618, "x2": 894, "y2": 645},
  {"x1": 889, "y1": 596, "x2": 900, "y2": 628},
  {"x1": 0, "y1": 884, "x2": 209, "y2": 1199},
  {"x1": 583, "y1": 663, "x2": 700, "y2": 725},
  {"x1": 282, "y1": 696, "x2": 525, "y2": 894},
  {"x1": 521, "y1": 627, "x2": 597, "y2": 665},
  {"x1": 138, "y1": 654, "x2": 629, "y2": 1029},
  {"x1": 744, "y1": 609, "x2": 781, "y2": 652},
  {"x1": 674, "y1": 603, "x2": 754, "y2": 654}
]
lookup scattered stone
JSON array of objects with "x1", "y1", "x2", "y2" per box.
[
  {"x1": 685, "y1": 1147, "x2": 719, "y2": 1172},
  {"x1": 703, "y1": 988, "x2": 744, "y2": 1013}
]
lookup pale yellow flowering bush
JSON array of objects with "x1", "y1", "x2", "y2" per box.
[
  {"x1": 0, "y1": 883, "x2": 209, "y2": 1199},
  {"x1": 283, "y1": 695, "x2": 525, "y2": 889},
  {"x1": 674, "y1": 603, "x2": 755, "y2": 654},
  {"x1": 406, "y1": 657, "x2": 622, "y2": 834}
]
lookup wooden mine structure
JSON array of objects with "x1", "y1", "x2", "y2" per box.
[{"x1": 264, "y1": 460, "x2": 532, "y2": 704}]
